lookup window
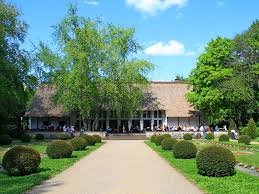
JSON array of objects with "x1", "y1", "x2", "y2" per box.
[
  {"x1": 143, "y1": 111, "x2": 147, "y2": 118},
  {"x1": 147, "y1": 111, "x2": 151, "y2": 118},
  {"x1": 159, "y1": 110, "x2": 162, "y2": 118},
  {"x1": 154, "y1": 110, "x2": 158, "y2": 118}
]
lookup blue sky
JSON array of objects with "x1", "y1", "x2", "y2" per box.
[{"x1": 12, "y1": 0, "x2": 259, "y2": 80}]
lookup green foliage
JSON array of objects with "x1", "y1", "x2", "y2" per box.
[
  {"x1": 59, "y1": 133, "x2": 71, "y2": 140},
  {"x1": 35, "y1": 134, "x2": 44, "y2": 141},
  {"x1": 245, "y1": 118, "x2": 257, "y2": 139},
  {"x1": 46, "y1": 140, "x2": 73, "y2": 159},
  {"x1": 183, "y1": 133, "x2": 192, "y2": 140},
  {"x1": 92, "y1": 134, "x2": 102, "y2": 143},
  {"x1": 238, "y1": 135, "x2": 251, "y2": 145},
  {"x1": 2, "y1": 146, "x2": 41, "y2": 176},
  {"x1": 154, "y1": 135, "x2": 164, "y2": 146},
  {"x1": 0, "y1": 134, "x2": 12, "y2": 145},
  {"x1": 150, "y1": 134, "x2": 158, "y2": 143},
  {"x1": 70, "y1": 137, "x2": 87, "y2": 151},
  {"x1": 206, "y1": 133, "x2": 215, "y2": 140},
  {"x1": 161, "y1": 137, "x2": 177, "y2": 150},
  {"x1": 81, "y1": 134, "x2": 96, "y2": 146},
  {"x1": 20, "y1": 134, "x2": 31, "y2": 142},
  {"x1": 172, "y1": 140, "x2": 197, "y2": 159},
  {"x1": 196, "y1": 145, "x2": 236, "y2": 177},
  {"x1": 219, "y1": 134, "x2": 229, "y2": 142}
]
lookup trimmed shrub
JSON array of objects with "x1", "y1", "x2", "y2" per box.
[
  {"x1": 238, "y1": 135, "x2": 251, "y2": 145},
  {"x1": 155, "y1": 135, "x2": 164, "y2": 146},
  {"x1": 46, "y1": 140, "x2": 73, "y2": 159},
  {"x1": 0, "y1": 134, "x2": 12, "y2": 145},
  {"x1": 183, "y1": 133, "x2": 192, "y2": 140},
  {"x1": 245, "y1": 118, "x2": 257, "y2": 139},
  {"x1": 59, "y1": 133, "x2": 71, "y2": 140},
  {"x1": 2, "y1": 146, "x2": 41, "y2": 176},
  {"x1": 92, "y1": 134, "x2": 102, "y2": 143},
  {"x1": 219, "y1": 134, "x2": 229, "y2": 142},
  {"x1": 196, "y1": 145, "x2": 236, "y2": 177},
  {"x1": 70, "y1": 137, "x2": 87, "y2": 151},
  {"x1": 35, "y1": 133, "x2": 44, "y2": 141},
  {"x1": 81, "y1": 134, "x2": 95, "y2": 146},
  {"x1": 206, "y1": 133, "x2": 214, "y2": 140},
  {"x1": 150, "y1": 134, "x2": 158, "y2": 143},
  {"x1": 161, "y1": 138, "x2": 177, "y2": 150},
  {"x1": 173, "y1": 140, "x2": 197, "y2": 159},
  {"x1": 161, "y1": 134, "x2": 171, "y2": 139},
  {"x1": 21, "y1": 134, "x2": 31, "y2": 143}
]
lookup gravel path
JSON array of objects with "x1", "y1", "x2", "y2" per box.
[{"x1": 27, "y1": 140, "x2": 203, "y2": 194}]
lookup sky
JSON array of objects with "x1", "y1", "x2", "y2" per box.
[{"x1": 11, "y1": 0, "x2": 259, "y2": 80}]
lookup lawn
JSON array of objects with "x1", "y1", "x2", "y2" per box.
[
  {"x1": 204, "y1": 139, "x2": 259, "y2": 150},
  {"x1": 0, "y1": 141, "x2": 105, "y2": 194},
  {"x1": 146, "y1": 141, "x2": 259, "y2": 194}
]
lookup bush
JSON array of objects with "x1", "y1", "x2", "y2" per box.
[
  {"x1": 81, "y1": 134, "x2": 95, "y2": 146},
  {"x1": 70, "y1": 137, "x2": 87, "y2": 151},
  {"x1": 219, "y1": 134, "x2": 229, "y2": 142},
  {"x1": 2, "y1": 146, "x2": 41, "y2": 176},
  {"x1": 206, "y1": 133, "x2": 214, "y2": 140},
  {"x1": 20, "y1": 134, "x2": 31, "y2": 143},
  {"x1": 245, "y1": 118, "x2": 257, "y2": 139},
  {"x1": 92, "y1": 134, "x2": 102, "y2": 143},
  {"x1": 0, "y1": 134, "x2": 12, "y2": 145},
  {"x1": 35, "y1": 133, "x2": 44, "y2": 141},
  {"x1": 195, "y1": 133, "x2": 201, "y2": 139},
  {"x1": 59, "y1": 133, "x2": 71, "y2": 140},
  {"x1": 238, "y1": 135, "x2": 251, "y2": 145},
  {"x1": 154, "y1": 135, "x2": 164, "y2": 146},
  {"x1": 150, "y1": 134, "x2": 158, "y2": 143},
  {"x1": 161, "y1": 134, "x2": 171, "y2": 139},
  {"x1": 172, "y1": 140, "x2": 197, "y2": 159},
  {"x1": 196, "y1": 145, "x2": 236, "y2": 177},
  {"x1": 46, "y1": 140, "x2": 73, "y2": 159},
  {"x1": 161, "y1": 138, "x2": 177, "y2": 150},
  {"x1": 183, "y1": 133, "x2": 192, "y2": 140}
]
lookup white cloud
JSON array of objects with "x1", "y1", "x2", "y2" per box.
[
  {"x1": 84, "y1": 0, "x2": 99, "y2": 6},
  {"x1": 126, "y1": 0, "x2": 187, "y2": 15},
  {"x1": 217, "y1": 1, "x2": 224, "y2": 6}
]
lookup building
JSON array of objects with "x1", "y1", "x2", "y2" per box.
[{"x1": 25, "y1": 81, "x2": 204, "y2": 132}]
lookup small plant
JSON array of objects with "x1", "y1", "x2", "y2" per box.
[
  {"x1": 195, "y1": 133, "x2": 201, "y2": 139},
  {"x1": 172, "y1": 140, "x2": 197, "y2": 159},
  {"x1": 219, "y1": 134, "x2": 229, "y2": 142},
  {"x1": 150, "y1": 134, "x2": 158, "y2": 143},
  {"x1": 206, "y1": 133, "x2": 214, "y2": 140},
  {"x1": 161, "y1": 138, "x2": 177, "y2": 150},
  {"x1": 0, "y1": 134, "x2": 12, "y2": 145},
  {"x1": 196, "y1": 145, "x2": 236, "y2": 177},
  {"x1": 20, "y1": 134, "x2": 31, "y2": 143},
  {"x1": 81, "y1": 134, "x2": 95, "y2": 146},
  {"x1": 2, "y1": 146, "x2": 41, "y2": 176},
  {"x1": 35, "y1": 133, "x2": 45, "y2": 141},
  {"x1": 92, "y1": 134, "x2": 102, "y2": 143},
  {"x1": 59, "y1": 133, "x2": 71, "y2": 140},
  {"x1": 46, "y1": 140, "x2": 73, "y2": 159},
  {"x1": 70, "y1": 137, "x2": 87, "y2": 151},
  {"x1": 183, "y1": 133, "x2": 192, "y2": 140},
  {"x1": 238, "y1": 135, "x2": 251, "y2": 145},
  {"x1": 245, "y1": 118, "x2": 257, "y2": 139}
]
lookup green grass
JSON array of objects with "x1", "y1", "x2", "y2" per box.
[
  {"x1": 0, "y1": 142, "x2": 105, "y2": 194},
  {"x1": 146, "y1": 141, "x2": 259, "y2": 194},
  {"x1": 206, "y1": 139, "x2": 259, "y2": 150}
]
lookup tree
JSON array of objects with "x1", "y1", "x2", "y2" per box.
[
  {"x1": 245, "y1": 118, "x2": 257, "y2": 139},
  {"x1": 35, "y1": 5, "x2": 153, "y2": 130},
  {"x1": 0, "y1": 0, "x2": 36, "y2": 129}
]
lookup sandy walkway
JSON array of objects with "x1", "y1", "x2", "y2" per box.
[{"x1": 28, "y1": 140, "x2": 202, "y2": 194}]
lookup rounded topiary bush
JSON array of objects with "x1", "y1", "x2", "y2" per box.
[
  {"x1": 59, "y1": 133, "x2": 71, "y2": 140},
  {"x1": 21, "y1": 134, "x2": 31, "y2": 143},
  {"x1": 161, "y1": 134, "x2": 171, "y2": 139},
  {"x1": 238, "y1": 135, "x2": 251, "y2": 145},
  {"x1": 92, "y1": 134, "x2": 102, "y2": 143},
  {"x1": 206, "y1": 133, "x2": 214, "y2": 140},
  {"x1": 150, "y1": 134, "x2": 158, "y2": 143},
  {"x1": 2, "y1": 145, "x2": 41, "y2": 176},
  {"x1": 245, "y1": 118, "x2": 257, "y2": 139},
  {"x1": 35, "y1": 133, "x2": 44, "y2": 141},
  {"x1": 70, "y1": 137, "x2": 87, "y2": 151},
  {"x1": 196, "y1": 145, "x2": 236, "y2": 177},
  {"x1": 0, "y1": 134, "x2": 12, "y2": 145},
  {"x1": 219, "y1": 134, "x2": 229, "y2": 142},
  {"x1": 183, "y1": 133, "x2": 192, "y2": 140},
  {"x1": 173, "y1": 140, "x2": 197, "y2": 159},
  {"x1": 81, "y1": 134, "x2": 95, "y2": 146},
  {"x1": 155, "y1": 135, "x2": 164, "y2": 146},
  {"x1": 46, "y1": 140, "x2": 73, "y2": 159},
  {"x1": 161, "y1": 138, "x2": 177, "y2": 150}
]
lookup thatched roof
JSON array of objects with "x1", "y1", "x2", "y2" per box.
[
  {"x1": 25, "y1": 81, "x2": 196, "y2": 118},
  {"x1": 25, "y1": 85, "x2": 69, "y2": 117}
]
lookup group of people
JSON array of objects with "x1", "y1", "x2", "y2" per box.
[{"x1": 153, "y1": 124, "x2": 228, "y2": 132}]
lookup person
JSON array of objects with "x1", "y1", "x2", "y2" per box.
[
  {"x1": 122, "y1": 125, "x2": 126, "y2": 133},
  {"x1": 107, "y1": 126, "x2": 112, "y2": 133},
  {"x1": 215, "y1": 125, "x2": 219, "y2": 131},
  {"x1": 63, "y1": 125, "x2": 67, "y2": 132},
  {"x1": 80, "y1": 127, "x2": 84, "y2": 135},
  {"x1": 231, "y1": 129, "x2": 238, "y2": 140},
  {"x1": 200, "y1": 125, "x2": 206, "y2": 139},
  {"x1": 223, "y1": 125, "x2": 227, "y2": 131}
]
